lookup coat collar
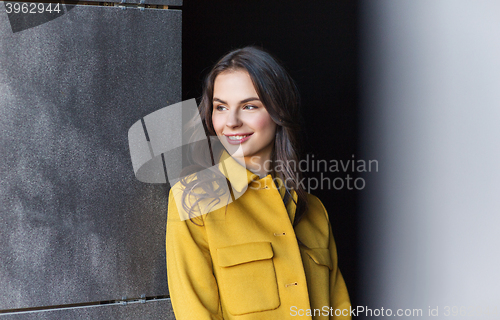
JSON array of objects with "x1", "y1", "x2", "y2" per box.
[
  {"x1": 216, "y1": 149, "x2": 289, "y2": 200},
  {"x1": 216, "y1": 149, "x2": 297, "y2": 224},
  {"x1": 217, "y1": 149, "x2": 261, "y2": 193}
]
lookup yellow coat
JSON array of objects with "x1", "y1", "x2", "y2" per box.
[{"x1": 166, "y1": 151, "x2": 351, "y2": 319}]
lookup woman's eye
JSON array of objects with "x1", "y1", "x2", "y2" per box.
[
  {"x1": 215, "y1": 105, "x2": 227, "y2": 111},
  {"x1": 244, "y1": 105, "x2": 257, "y2": 110}
]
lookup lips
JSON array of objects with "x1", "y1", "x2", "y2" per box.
[
  {"x1": 227, "y1": 133, "x2": 252, "y2": 140},
  {"x1": 224, "y1": 133, "x2": 253, "y2": 144}
]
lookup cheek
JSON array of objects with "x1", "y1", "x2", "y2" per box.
[
  {"x1": 211, "y1": 114, "x2": 223, "y2": 134},
  {"x1": 253, "y1": 116, "x2": 276, "y2": 136}
]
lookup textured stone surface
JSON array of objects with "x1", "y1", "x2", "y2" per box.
[
  {"x1": 74, "y1": 0, "x2": 182, "y2": 5},
  {"x1": 0, "y1": 5, "x2": 180, "y2": 310},
  {"x1": 0, "y1": 299, "x2": 175, "y2": 319}
]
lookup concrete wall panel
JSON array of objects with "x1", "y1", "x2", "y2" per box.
[{"x1": 0, "y1": 4, "x2": 180, "y2": 310}]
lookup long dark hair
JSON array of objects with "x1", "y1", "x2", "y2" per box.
[{"x1": 181, "y1": 46, "x2": 309, "y2": 226}]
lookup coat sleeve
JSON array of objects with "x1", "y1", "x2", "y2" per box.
[
  {"x1": 166, "y1": 188, "x2": 223, "y2": 320},
  {"x1": 322, "y1": 202, "x2": 352, "y2": 319},
  {"x1": 328, "y1": 229, "x2": 352, "y2": 319}
]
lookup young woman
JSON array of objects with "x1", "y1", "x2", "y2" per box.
[{"x1": 166, "y1": 46, "x2": 351, "y2": 319}]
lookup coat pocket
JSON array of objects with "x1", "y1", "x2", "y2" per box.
[
  {"x1": 217, "y1": 241, "x2": 280, "y2": 315},
  {"x1": 303, "y1": 248, "x2": 332, "y2": 308},
  {"x1": 304, "y1": 248, "x2": 332, "y2": 270}
]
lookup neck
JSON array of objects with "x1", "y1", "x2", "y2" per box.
[
  {"x1": 231, "y1": 154, "x2": 273, "y2": 179},
  {"x1": 246, "y1": 155, "x2": 272, "y2": 178}
]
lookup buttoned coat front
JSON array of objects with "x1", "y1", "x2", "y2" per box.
[{"x1": 166, "y1": 151, "x2": 351, "y2": 319}]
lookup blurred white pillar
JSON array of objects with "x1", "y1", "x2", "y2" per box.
[{"x1": 359, "y1": 0, "x2": 500, "y2": 318}]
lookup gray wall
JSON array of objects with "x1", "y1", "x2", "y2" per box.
[
  {"x1": 359, "y1": 0, "x2": 500, "y2": 318},
  {"x1": 0, "y1": 299, "x2": 174, "y2": 320},
  {"x1": 0, "y1": 1, "x2": 180, "y2": 318}
]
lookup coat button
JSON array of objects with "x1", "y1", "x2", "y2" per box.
[{"x1": 273, "y1": 232, "x2": 286, "y2": 236}]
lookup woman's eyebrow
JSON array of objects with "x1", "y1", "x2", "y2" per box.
[{"x1": 213, "y1": 97, "x2": 260, "y2": 104}]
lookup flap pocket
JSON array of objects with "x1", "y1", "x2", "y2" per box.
[
  {"x1": 304, "y1": 248, "x2": 332, "y2": 270},
  {"x1": 217, "y1": 242, "x2": 274, "y2": 267}
]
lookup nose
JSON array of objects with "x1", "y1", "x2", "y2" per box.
[{"x1": 225, "y1": 108, "x2": 242, "y2": 128}]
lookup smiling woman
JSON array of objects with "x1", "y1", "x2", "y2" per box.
[
  {"x1": 166, "y1": 46, "x2": 351, "y2": 319},
  {"x1": 212, "y1": 70, "x2": 277, "y2": 178}
]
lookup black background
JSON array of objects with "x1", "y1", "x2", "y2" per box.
[{"x1": 182, "y1": 0, "x2": 359, "y2": 304}]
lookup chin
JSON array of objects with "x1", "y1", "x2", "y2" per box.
[{"x1": 222, "y1": 143, "x2": 245, "y2": 158}]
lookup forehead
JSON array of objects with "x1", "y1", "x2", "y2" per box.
[{"x1": 213, "y1": 70, "x2": 258, "y2": 98}]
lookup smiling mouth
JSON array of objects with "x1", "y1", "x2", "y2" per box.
[
  {"x1": 223, "y1": 133, "x2": 254, "y2": 144},
  {"x1": 227, "y1": 134, "x2": 252, "y2": 141}
]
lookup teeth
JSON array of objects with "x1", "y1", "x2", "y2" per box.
[{"x1": 228, "y1": 134, "x2": 250, "y2": 140}]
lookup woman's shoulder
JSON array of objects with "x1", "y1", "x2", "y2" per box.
[
  {"x1": 303, "y1": 192, "x2": 331, "y2": 224},
  {"x1": 167, "y1": 174, "x2": 204, "y2": 223},
  {"x1": 296, "y1": 192, "x2": 332, "y2": 246},
  {"x1": 168, "y1": 171, "x2": 230, "y2": 222},
  {"x1": 305, "y1": 193, "x2": 328, "y2": 213},
  {"x1": 169, "y1": 170, "x2": 225, "y2": 197}
]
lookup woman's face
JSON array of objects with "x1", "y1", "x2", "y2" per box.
[{"x1": 212, "y1": 70, "x2": 277, "y2": 165}]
